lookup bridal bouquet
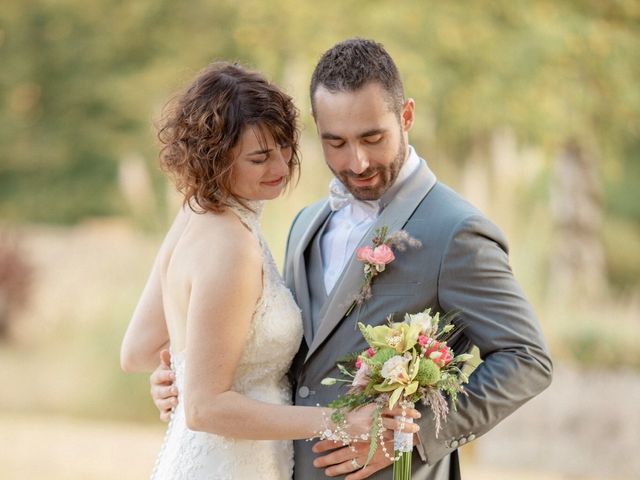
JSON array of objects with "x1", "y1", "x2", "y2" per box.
[{"x1": 322, "y1": 308, "x2": 473, "y2": 480}]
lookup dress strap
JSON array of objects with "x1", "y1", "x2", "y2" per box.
[{"x1": 226, "y1": 199, "x2": 264, "y2": 232}]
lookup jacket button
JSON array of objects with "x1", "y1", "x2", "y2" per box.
[
  {"x1": 449, "y1": 440, "x2": 459, "y2": 449},
  {"x1": 458, "y1": 437, "x2": 467, "y2": 445},
  {"x1": 468, "y1": 434, "x2": 476, "y2": 441},
  {"x1": 298, "y1": 386, "x2": 310, "y2": 398}
]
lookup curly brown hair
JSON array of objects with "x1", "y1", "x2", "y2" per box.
[{"x1": 158, "y1": 62, "x2": 300, "y2": 213}]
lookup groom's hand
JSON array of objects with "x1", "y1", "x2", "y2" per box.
[
  {"x1": 150, "y1": 349, "x2": 177, "y2": 422},
  {"x1": 312, "y1": 439, "x2": 394, "y2": 479}
]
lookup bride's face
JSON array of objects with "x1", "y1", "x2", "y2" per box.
[{"x1": 229, "y1": 125, "x2": 292, "y2": 201}]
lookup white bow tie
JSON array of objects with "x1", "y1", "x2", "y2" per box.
[
  {"x1": 328, "y1": 178, "x2": 354, "y2": 211},
  {"x1": 328, "y1": 178, "x2": 382, "y2": 217}
]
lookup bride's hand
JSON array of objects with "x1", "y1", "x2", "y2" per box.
[
  {"x1": 150, "y1": 349, "x2": 178, "y2": 422},
  {"x1": 344, "y1": 403, "x2": 421, "y2": 440}
]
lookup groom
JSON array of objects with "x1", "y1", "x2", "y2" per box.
[
  {"x1": 152, "y1": 39, "x2": 553, "y2": 479},
  {"x1": 284, "y1": 38, "x2": 553, "y2": 479}
]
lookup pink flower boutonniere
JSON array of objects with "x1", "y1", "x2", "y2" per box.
[
  {"x1": 357, "y1": 244, "x2": 396, "y2": 272},
  {"x1": 350, "y1": 226, "x2": 422, "y2": 311}
]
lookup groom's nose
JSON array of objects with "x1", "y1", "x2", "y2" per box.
[{"x1": 348, "y1": 145, "x2": 369, "y2": 174}]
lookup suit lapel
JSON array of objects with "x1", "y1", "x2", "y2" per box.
[
  {"x1": 305, "y1": 160, "x2": 437, "y2": 362},
  {"x1": 292, "y1": 201, "x2": 331, "y2": 348}
]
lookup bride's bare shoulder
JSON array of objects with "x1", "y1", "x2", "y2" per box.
[{"x1": 182, "y1": 208, "x2": 261, "y2": 267}]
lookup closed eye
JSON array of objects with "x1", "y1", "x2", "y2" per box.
[
  {"x1": 363, "y1": 134, "x2": 383, "y2": 144},
  {"x1": 321, "y1": 133, "x2": 345, "y2": 149},
  {"x1": 248, "y1": 154, "x2": 268, "y2": 164},
  {"x1": 327, "y1": 140, "x2": 345, "y2": 149}
]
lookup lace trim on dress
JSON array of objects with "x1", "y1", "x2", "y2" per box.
[{"x1": 225, "y1": 198, "x2": 264, "y2": 233}]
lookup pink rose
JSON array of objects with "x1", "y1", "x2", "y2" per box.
[
  {"x1": 418, "y1": 335, "x2": 429, "y2": 347},
  {"x1": 370, "y1": 245, "x2": 395, "y2": 266},
  {"x1": 424, "y1": 340, "x2": 454, "y2": 367},
  {"x1": 355, "y1": 357, "x2": 363, "y2": 369},
  {"x1": 366, "y1": 347, "x2": 376, "y2": 357},
  {"x1": 441, "y1": 350, "x2": 454, "y2": 366},
  {"x1": 357, "y1": 244, "x2": 395, "y2": 269},
  {"x1": 356, "y1": 246, "x2": 374, "y2": 263}
]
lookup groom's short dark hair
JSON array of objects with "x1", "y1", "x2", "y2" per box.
[{"x1": 310, "y1": 38, "x2": 404, "y2": 116}]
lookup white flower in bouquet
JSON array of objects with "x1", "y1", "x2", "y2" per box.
[{"x1": 381, "y1": 353, "x2": 412, "y2": 384}]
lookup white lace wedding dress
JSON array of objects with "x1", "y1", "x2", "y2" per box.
[{"x1": 151, "y1": 201, "x2": 303, "y2": 480}]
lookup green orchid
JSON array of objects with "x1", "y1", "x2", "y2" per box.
[{"x1": 358, "y1": 321, "x2": 423, "y2": 354}]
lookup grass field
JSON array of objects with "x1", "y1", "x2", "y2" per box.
[{"x1": 1, "y1": 413, "x2": 581, "y2": 480}]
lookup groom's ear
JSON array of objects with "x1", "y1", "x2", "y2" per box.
[{"x1": 401, "y1": 98, "x2": 415, "y2": 132}]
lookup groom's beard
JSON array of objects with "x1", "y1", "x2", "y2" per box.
[{"x1": 331, "y1": 136, "x2": 406, "y2": 202}]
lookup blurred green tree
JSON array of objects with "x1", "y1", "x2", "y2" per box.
[{"x1": 0, "y1": 0, "x2": 638, "y2": 289}]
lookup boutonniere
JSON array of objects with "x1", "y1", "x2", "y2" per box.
[{"x1": 347, "y1": 226, "x2": 422, "y2": 314}]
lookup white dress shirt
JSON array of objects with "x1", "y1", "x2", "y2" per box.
[{"x1": 321, "y1": 146, "x2": 421, "y2": 293}]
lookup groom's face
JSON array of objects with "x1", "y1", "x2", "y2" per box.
[{"x1": 312, "y1": 82, "x2": 414, "y2": 201}]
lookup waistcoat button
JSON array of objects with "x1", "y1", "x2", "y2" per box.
[{"x1": 298, "y1": 386, "x2": 310, "y2": 398}]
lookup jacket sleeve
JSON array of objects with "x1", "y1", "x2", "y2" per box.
[{"x1": 416, "y1": 214, "x2": 553, "y2": 464}]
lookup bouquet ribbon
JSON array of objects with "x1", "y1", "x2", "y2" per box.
[
  {"x1": 393, "y1": 415, "x2": 414, "y2": 479},
  {"x1": 393, "y1": 416, "x2": 414, "y2": 453}
]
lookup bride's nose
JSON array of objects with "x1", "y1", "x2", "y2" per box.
[{"x1": 273, "y1": 149, "x2": 291, "y2": 176}]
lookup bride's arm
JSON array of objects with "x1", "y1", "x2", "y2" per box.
[
  {"x1": 184, "y1": 214, "x2": 416, "y2": 441},
  {"x1": 120, "y1": 206, "x2": 190, "y2": 372},
  {"x1": 183, "y1": 214, "x2": 323, "y2": 439}
]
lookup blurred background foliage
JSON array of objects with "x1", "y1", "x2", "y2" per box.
[
  {"x1": 2, "y1": 0, "x2": 639, "y2": 227},
  {"x1": 0, "y1": 1, "x2": 639, "y2": 477}
]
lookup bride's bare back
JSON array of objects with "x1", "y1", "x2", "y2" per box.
[
  {"x1": 149, "y1": 201, "x2": 305, "y2": 479},
  {"x1": 158, "y1": 207, "x2": 262, "y2": 355}
]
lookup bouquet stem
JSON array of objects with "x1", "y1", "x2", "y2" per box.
[
  {"x1": 392, "y1": 450, "x2": 412, "y2": 480},
  {"x1": 392, "y1": 414, "x2": 413, "y2": 480}
]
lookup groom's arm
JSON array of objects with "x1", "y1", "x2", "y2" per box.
[{"x1": 415, "y1": 214, "x2": 553, "y2": 464}]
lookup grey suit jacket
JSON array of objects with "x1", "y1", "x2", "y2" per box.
[{"x1": 283, "y1": 159, "x2": 553, "y2": 480}]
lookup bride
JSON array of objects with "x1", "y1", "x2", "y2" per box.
[{"x1": 120, "y1": 62, "x2": 419, "y2": 479}]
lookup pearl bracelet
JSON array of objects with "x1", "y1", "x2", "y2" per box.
[{"x1": 307, "y1": 406, "x2": 370, "y2": 449}]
